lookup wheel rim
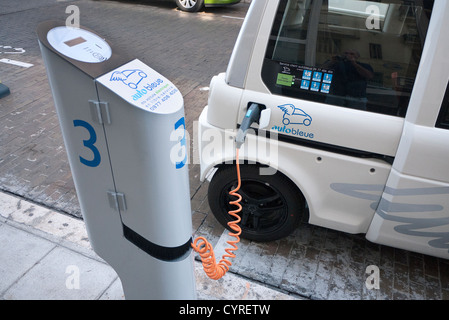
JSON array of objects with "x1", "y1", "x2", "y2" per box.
[
  {"x1": 220, "y1": 179, "x2": 289, "y2": 236},
  {"x1": 178, "y1": 0, "x2": 197, "y2": 8}
]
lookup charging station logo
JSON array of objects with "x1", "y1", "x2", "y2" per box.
[
  {"x1": 110, "y1": 69, "x2": 147, "y2": 89},
  {"x1": 271, "y1": 104, "x2": 314, "y2": 139},
  {"x1": 277, "y1": 104, "x2": 312, "y2": 126}
]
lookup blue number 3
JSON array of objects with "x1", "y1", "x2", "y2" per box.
[
  {"x1": 174, "y1": 117, "x2": 187, "y2": 169},
  {"x1": 73, "y1": 120, "x2": 101, "y2": 167}
]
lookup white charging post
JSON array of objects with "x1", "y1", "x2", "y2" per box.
[{"x1": 37, "y1": 21, "x2": 196, "y2": 299}]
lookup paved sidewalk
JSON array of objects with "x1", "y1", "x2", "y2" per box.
[{"x1": 0, "y1": 191, "x2": 299, "y2": 300}]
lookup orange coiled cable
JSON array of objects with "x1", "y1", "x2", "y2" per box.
[{"x1": 191, "y1": 148, "x2": 242, "y2": 280}]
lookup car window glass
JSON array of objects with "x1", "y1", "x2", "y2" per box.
[{"x1": 262, "y1": 0, "x2": 434, "y2": 117}]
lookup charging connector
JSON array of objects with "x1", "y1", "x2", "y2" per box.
[{"x1": 235, "y1": 103, "x2": 263, "y2": 149}]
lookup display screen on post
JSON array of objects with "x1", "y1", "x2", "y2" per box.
[
  {"x1": 47, "y1": 26, "x2": 112, "y2": 63},
  {"x1": 64, "y1": 36, "x2": 87, "y2": 47}
]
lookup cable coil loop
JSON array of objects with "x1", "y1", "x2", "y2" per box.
[{"x1": 191, "y1": 149, "x2": 242, "y2": 280}]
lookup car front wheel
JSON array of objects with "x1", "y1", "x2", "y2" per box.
[
  {"x1": 208, "y1": 164, "x2": 306, "y2": 242},
  {"x1": 175, "y1": 0, "x2": 204, "y2": 12}
]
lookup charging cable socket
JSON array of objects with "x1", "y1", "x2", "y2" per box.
[{"x1": 235, "y1": 103, "x2": 270, "y2": 149}]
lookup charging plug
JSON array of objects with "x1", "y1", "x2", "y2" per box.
[{"x1": 235, "y1": 103, "x2": 263, "y2": 149}]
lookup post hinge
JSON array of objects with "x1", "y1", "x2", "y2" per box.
[
  {"x1": 107, "y1": 191, "x2": 127, "y2": 212},
  {"x1": 89, "y1": 100, "x2": 111, "y2": 125}
]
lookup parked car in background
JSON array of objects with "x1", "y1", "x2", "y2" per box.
[{"x1": 175, "y1": 0, "x2": 241, "y2": 12}]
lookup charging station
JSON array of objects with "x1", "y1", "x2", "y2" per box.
[{"x1": 37, "y1": 21, "x2": 196, "y2": 299}]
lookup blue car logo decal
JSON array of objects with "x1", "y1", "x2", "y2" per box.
[
  {"x1": 110, "y1": 69, "x2": 148, "y2": 89},
  {"x1": 271, "y1": 104, "x2": 315, "y2": 139},
  {"x1": 277, "y1": 104, "x2": 312, "y2": 126}
]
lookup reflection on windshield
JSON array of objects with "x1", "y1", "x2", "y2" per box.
[{"x1": 263, "y1": 0, "x2": 434, "y2": 117}]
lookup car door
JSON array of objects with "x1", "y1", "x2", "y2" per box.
[{"x1": 366, "y1": 9, "x2": 449, "y2": 259}]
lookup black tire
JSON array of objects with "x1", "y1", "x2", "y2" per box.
[
  {"x1": 208, "y1": 164, "x2": 305, "y2": 242},
  {"x1": 175, "y1": 0, "x2": 204, "y2": 12}
]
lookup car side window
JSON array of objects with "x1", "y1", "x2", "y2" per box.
[
  {"x1": 262, "y1": 0, "x2": 434, "y2": 117},
  {"x1": 436, "y1": 81, "x2": 449, "y2": 130}
]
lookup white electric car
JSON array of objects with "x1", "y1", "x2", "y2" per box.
[{"x1": 197, "y1": 0, "x2": 449, "y2": 259}]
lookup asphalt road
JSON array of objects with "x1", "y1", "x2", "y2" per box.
[{"x1": 1, "y1": 0, "x2": 448, "y2": 300}]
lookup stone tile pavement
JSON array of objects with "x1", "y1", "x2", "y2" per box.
[{"x1": 191, "y1": 181, "x2": 449, "y2": 300}]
